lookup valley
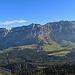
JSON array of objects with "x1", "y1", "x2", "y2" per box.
[{"x1": 0, "y1": 21, "x2": 75, "y2": 74}]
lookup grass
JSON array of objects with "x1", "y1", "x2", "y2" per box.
[
  {"x1": 37, "y1": 66, "x2": 45, "y2": 69},
  {"x1": 48, "y1": 51, "x2": 71, "y2": 56},
  {"x1": 0, "y1": 44, "x2": 73, "y2": 57},
  {"x1": 1, "y1": 44, "x2": 64, "y2": 53},
  {"x1": 42, "y1": 44, "x2": 67, "y2": 51},
  {"x1": 0, "y1": 44, "x2": 38, "y2": 53}
]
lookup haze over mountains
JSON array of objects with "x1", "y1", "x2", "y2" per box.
[{"x1": 0, "y1": 20, "x2": 75, "y2": 50}]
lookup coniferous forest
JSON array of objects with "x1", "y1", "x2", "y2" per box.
[{"x1": 14, "y1": 63, "x2": 75, "y2": 75}]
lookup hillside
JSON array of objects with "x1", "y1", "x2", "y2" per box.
[
  {"x1": 0, "y1": 21, "x2": 75, "y2": 73},
  {"x1": 0, "y1": 44, "x2": 75, "y2": 73},
  {"x1": 0, "y1": 21, "x2": 75, "y2": 49},
  {"x1": 18, "y1": 63, "x2": 75, "y2": 75}
]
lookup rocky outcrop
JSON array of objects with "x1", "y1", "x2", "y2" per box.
[{"x1": 0, "y1": 21, "x2": 75, "y2": 49}]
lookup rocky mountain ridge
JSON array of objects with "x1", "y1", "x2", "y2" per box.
[{"x1": 0, "y1": 21, "x2": 75, "y2": 49}]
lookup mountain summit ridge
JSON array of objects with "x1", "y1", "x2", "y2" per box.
[{"x1": 0, "y1": 21, "x2": 75, "y2": 49}]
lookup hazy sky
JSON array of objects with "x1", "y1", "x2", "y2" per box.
[{"x1": 0, "y1": 0, "x2": 75, "y2": 29}]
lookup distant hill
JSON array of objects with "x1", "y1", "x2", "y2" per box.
[{"x1": 0, "y1": 21, "x2": 75, "y2": 49}]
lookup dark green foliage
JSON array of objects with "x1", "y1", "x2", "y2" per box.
[
  {"x1": 18, "y1": 63, "x2": 75, "y2": 75},
  {"x1": 43, "y1": 63, "x2": 75, "y2": 75},
  {"x1": 0, "y1": 47, "x2": 75, "y2": 73},
  {"x1": 3, "y1": 62, "x2": 37, "y2": 73}
]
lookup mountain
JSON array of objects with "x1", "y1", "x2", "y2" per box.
[
  {"x1": 1, "y1": 21, "x2": 75, "y2": 73},
  {"x1": 0, "y1": 21, "x2": 75, "y2": 50}
]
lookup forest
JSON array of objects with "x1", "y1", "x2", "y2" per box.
[
  {"x1": 14, "y1": 63, "x2": 75, "y2": 75},
  {"x1": 0, "y1": 44, "x2": 75, "y2": 74}
]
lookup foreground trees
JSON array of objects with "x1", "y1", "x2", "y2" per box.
[{"x1": 18, "y1": 63, "x2": 75, "y2": 75}]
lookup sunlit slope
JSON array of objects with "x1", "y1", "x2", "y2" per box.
[{"x1": 0, "y1": 43, "x2": 75, "y2": 57}]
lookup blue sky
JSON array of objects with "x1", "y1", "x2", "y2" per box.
[{"x1": 0, "y1": 0, "x2": 75, "y2": 30}]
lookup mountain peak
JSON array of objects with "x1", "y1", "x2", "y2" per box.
[{"x1": 0, "y1": 20, "x2": 75, "y2": 49}]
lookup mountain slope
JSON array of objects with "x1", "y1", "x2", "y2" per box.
[{"x1": 0, "y1": 21, "x2": 75, "y2": 49}]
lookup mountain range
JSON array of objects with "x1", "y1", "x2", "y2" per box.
[{"x1": 0, "y1": 20, "x2": 75, "y2": 50}]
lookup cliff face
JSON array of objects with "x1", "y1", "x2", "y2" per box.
[{"x1": 0, "y1": 21, "x2": 75, "y2": 49}]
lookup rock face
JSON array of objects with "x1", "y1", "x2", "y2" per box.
[{"x1": 0, "y1": 21, "x2": 75, "y2": 49}]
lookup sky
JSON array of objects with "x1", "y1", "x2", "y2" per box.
[{"x1": 0, "y1": 0, "x2": 75, "y2": 30}]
